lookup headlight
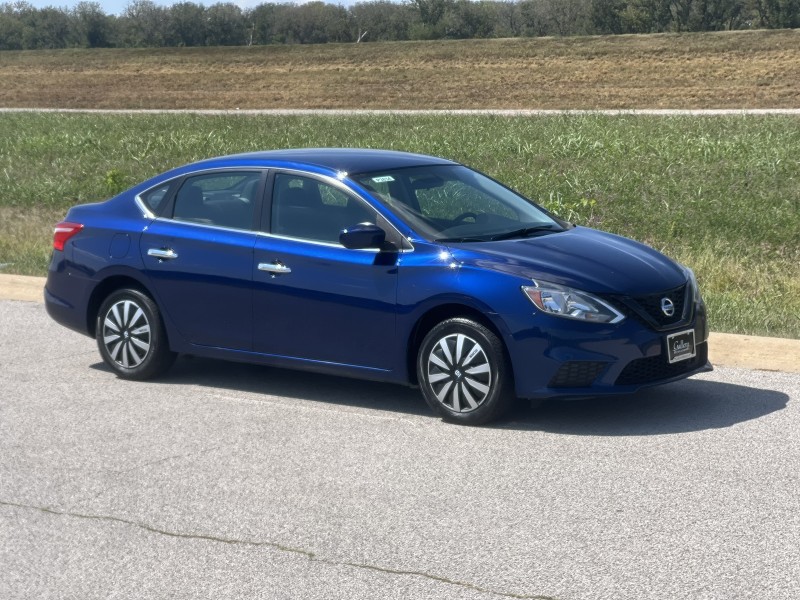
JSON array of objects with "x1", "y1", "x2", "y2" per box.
[
  {"x1": 681, "y1": 265, "x2": 703, "y2": 304},
  {"x1": 522, "y1": 281, "x2": 625, "y2": 324}
]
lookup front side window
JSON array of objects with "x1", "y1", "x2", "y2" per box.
[
  {"x1": 172, "y1": 172, "x2": 260, "y2": 230},
  {"x1": 271, "y1": 173, "x2": 375, "y2": 244}
]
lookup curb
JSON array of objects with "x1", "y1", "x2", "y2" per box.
[
  {"x1": 1, "y1": 274, "x2": 44, "y2": 303},
  {"x1": 2, "y1": 273, "x2": 798, "y2": 374}
]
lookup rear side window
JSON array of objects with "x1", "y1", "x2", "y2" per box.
[{"x1": 172, "y1": 172, "x2": 261, "y2": 230}]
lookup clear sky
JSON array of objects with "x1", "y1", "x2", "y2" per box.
[{"x1": 22, "y1": 0, "x2": 351, "y2": 17}]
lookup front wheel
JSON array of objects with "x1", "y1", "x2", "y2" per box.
[
  {"x1": 416, "y1": 317, "x2": 514, "y2": 425},
  {"x1": 96, "y1": 288, "x2": 176, "y2": 380}
]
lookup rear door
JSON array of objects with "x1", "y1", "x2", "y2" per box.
[{"x1": 140, "y1": 170, "x2": 265, "y2": 350}]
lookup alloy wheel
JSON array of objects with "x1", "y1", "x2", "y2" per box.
[
  {"x1": 101, "y1": 299, "x2": 152, "y2": 369},
  {"x1": 426, "y1": 333, "x2": 492, "y2": 413}
]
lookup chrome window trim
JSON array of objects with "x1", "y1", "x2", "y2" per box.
[
  {"x1": 135, "y1": 165, "x2": 415, "y2": 251},
  {"x1": 150, "y1": 216, "x2": 260, "y2": 236},
  {"x1": 255, "y1": 231, "x2": 414, "y2": 253},
  {"x1": 135, "y1": 194, "x2": 156, "y2": 219},
  {"x1": 134, "y1": 167, "x2": 265, "y2": 220}
]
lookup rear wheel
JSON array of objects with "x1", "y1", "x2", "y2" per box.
[
  {"x1": 417, "y1": 317, "x2": 514, "y2": 425},
  {"x1": 96, "y1": 288, "x2": 175, "y2": 380}
]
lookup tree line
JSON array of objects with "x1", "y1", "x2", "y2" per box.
[{"x1": 1, "y1": 0, "x2": 798, "y2": 50}]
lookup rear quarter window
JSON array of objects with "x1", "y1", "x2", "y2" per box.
[{"x1": 139, "y1": 182, "x2": 172, "y2": 215}]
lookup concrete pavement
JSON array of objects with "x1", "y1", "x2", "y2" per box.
[{"x1": 1, "y1": 299, "x2": 799, "y2": 600}]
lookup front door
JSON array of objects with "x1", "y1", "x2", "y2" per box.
[{"x1": 252, "y1": 172, "x2": 399, "y2": 371}]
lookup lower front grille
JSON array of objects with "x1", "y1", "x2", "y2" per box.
[
  {"x1": 615, "y1": 342, "x2": 708, "y2": 386},
  {"x1": 549, "y1": 361, "x2": 609, "y2": 388}
]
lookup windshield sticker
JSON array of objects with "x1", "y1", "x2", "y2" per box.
[{"x1": 372, "y1": 176, "x2": 395, "y2": 183}]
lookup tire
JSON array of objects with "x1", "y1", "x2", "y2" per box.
[
  {"x1": 96, "y1": 288, "x2": 176, "y2": 380},
  {"x1": 416, "y1": 317, "x2": 514, "y2": 425}
]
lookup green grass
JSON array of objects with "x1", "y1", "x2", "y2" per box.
[{"x1": 1, "y1": 112, "x2": 798, "y2": 338}]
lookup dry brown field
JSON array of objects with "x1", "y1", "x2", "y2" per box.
[{"x1": 1, "y1": 29, "x2": 799, "y2": 110}]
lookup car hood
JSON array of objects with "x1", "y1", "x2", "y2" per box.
[{"x1": 444, "y1": 226, "x2": 686, "y2": 295}]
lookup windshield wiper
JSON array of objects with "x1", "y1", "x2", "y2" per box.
[
  {"x1": 434, "y1": 236, "x2": 489, "y2": 243},
  {"x1": 490, "y1": 225, "x2": 562, "y2": 241}
]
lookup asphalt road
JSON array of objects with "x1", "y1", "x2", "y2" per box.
[{"x1": 1, "y1": 299, "x2": 798, "y2": 600}]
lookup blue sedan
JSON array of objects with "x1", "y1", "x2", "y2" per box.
[{"x1": 45, "y1": 149, "x2": 711, "y2": 425}]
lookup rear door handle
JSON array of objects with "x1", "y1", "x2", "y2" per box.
[
  {"x1": 148, "y1": 248, "x2": 178, "y2": 260},
  {"x1": 258, "y1": 262, "x2": 291, "y2": 275}
]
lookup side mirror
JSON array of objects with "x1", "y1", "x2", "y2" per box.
[{"x1": 339, "y1": 222, "x2": 386, "y2": 250}]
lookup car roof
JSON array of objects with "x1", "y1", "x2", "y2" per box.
[{"x1": 201, "y1": 148, "x2": 458, "y2": 175}]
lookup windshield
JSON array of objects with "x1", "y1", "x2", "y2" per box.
[{"x1": 352, "y1": 165, "x2": 565, "y2": 242}]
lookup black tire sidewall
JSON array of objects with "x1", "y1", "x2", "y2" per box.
[{"x1": 416, "y1": 317, "x2": 513, "y2": 425}]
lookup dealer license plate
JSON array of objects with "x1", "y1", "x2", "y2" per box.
[{"x1": 666, "y1": 329, "x2": 696, "y2": 364}]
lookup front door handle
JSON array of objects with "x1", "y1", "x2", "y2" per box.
[
  {"x1": 258, "y1": 261, "x2": 292, "y2": 275},
  {"x1": 148, "y1": 248, "x2": 178, "y2": 260}
]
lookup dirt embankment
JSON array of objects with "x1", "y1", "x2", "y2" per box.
[{"x1": 1, "y1": 30, "x2": 799, "y2": 111}]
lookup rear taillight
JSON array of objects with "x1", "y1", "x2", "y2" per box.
[{"x1": 53, "y1": 222, "x2": 84, "y2": 251}]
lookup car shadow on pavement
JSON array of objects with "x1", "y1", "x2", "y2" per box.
[
  {"x1": 504, "y1": 377, "x2": 790, "y2": 436},
  {"x1": 92, "y1": 355, "x2": 429, "y2": 417},
  {"x1": 92, "y1": 358, "x2": 789, "y2": 434}
]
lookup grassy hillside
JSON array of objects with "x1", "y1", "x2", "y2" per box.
[
  {"x1": 1, "y1": 29, "x2": 799, "y2": 110},
  {"x1": 1, "y1": 112, "x2": 798, "y2": 338}
]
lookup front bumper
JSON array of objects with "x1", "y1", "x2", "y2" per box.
[{"x1": 504, "y1": 302, "x2": 711, "y2": 399}]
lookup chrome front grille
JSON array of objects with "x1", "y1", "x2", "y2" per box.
[{"x1": 604, "y1": 283, "x2": 692, "y2": 331}]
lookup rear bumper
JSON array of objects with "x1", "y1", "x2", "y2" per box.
[{"x1": 44, "y1": 253, "x2": 94, "y2": 337}]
